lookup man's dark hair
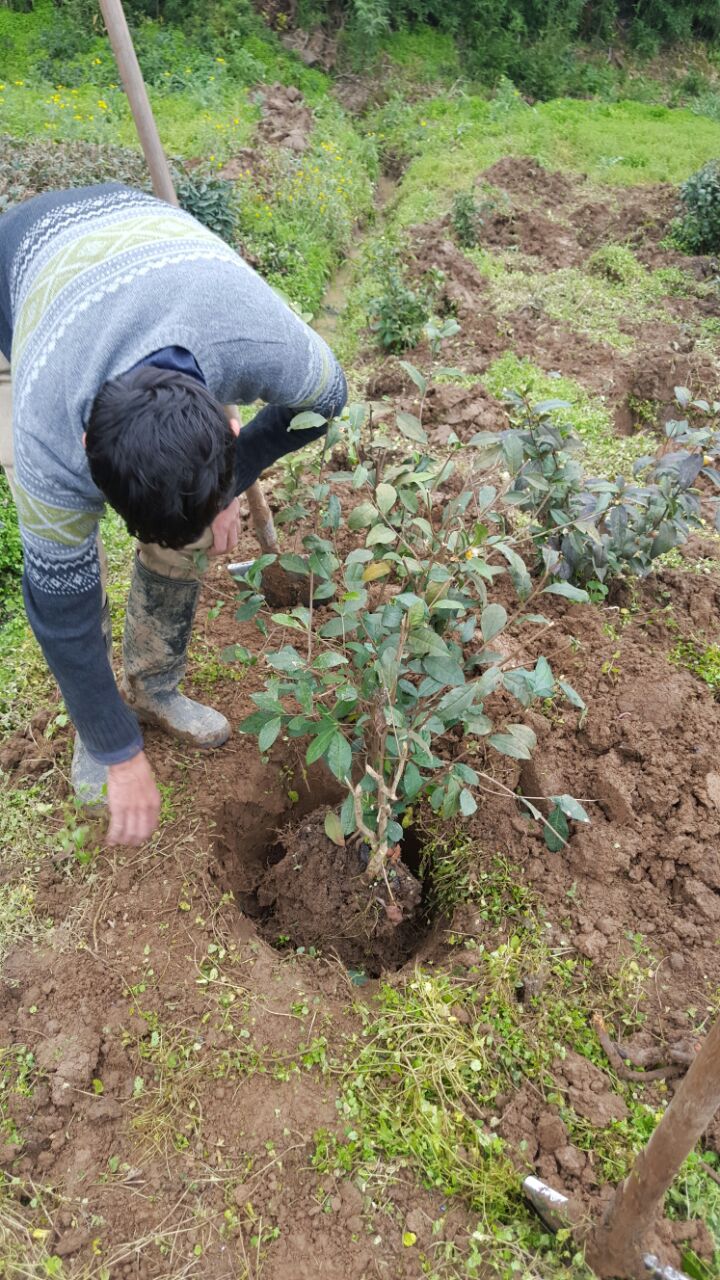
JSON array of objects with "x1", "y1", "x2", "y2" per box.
[{"x1": 86, "y1": 367, "x2": 236, "y2": 548}]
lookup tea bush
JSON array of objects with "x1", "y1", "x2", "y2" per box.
[
  {"x1": 367, "y1": 265, "x2": 431, "y2": 353},
  {"x1": 472, "y1": 386, "x2": 720, "y2": 585},
  {"x1": 174, "y1": 174, "x2": 239, "y2": 244},
  {"x1": 234, "y1": 372, "x2": 588, "y2": 879},
  {"x1": 673, "y1": 160, "x2": 720, "y2": 254},
  {"x1": 450, "y1": 186, "x2": 508, "y2": 249}
]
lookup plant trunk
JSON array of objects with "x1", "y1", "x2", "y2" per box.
[{"x1": 585, "y1": 1014, "x2": 720, "y2": 1278}]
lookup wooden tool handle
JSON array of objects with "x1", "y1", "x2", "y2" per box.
[{"x1": 99, "y1": 0, "x2": 280, "y2": 561}]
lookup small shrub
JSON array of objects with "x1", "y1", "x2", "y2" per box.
[
  {"x1": 451, "y1": 186, "x2": 508, "y2": 249},
  {"x1": 0, "y1": 136, "x2": 148, "y2": 213},
  {"x1": 367, "y1": 266, "x2": 431, "y2": 353},
  {"x1": 451, "y1": 192, "x2": 482, "y2": 248},
  {"x1": 233, "y1": 378, "x2": 588, "y2": 881},
  {"x1": 673, "y1": 160, "x2": 720, "y2": 254},
  {"x1": 174, "y1": 175, "x2": 239, "y2": 244},
  {"x1": 472, "y1": 386, "x2": 720, "y2": 585}
]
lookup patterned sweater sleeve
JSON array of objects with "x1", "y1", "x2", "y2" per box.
[
  {"x1": 16, "y1": 482, "x2": 143, "y2": 765},
  {"x1": 216, "y1": 295, "x2": 348, "y2": 495}
]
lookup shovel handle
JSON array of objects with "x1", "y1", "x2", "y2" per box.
[
  {"x1": 99, "y1": 0, "x2": 280, "y2": 560},
  {"x1": 98, "y1": 0, "x2": 177, "y2": 205}
]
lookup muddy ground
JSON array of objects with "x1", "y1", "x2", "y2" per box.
[{"x1": 1, "y1": 154, "x2": 720, "y2": 1277}]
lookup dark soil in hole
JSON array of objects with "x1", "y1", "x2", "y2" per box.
[{"x1": 219, "y1": 806, "x2": 431, "y2": 975}]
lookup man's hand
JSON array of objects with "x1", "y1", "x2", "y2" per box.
[
  {"x1": 210, "y1": 497, "x2": 241, "y2": 555},
  {"x1": 106, "y1": 751, "x2": 162, "y2": 846}
]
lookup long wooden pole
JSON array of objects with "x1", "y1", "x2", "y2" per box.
[
  {"x1": 98, "y1": 0, "x2": 279, "y2": 555},
  {"x1": 586, "y1": 1015, "x2": 720, "y2": 1278}
]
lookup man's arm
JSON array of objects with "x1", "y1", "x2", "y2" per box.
[
  {"x1": 233, "y1": 394, "x2": 345, "y2": 496},
  {"x1": 214, "y1": 294, "x2": 348, "y2": 493},
  {"x1": 22, "y1": 570, "x2": 142, "y2": 764},
  {"x1": 24, "y1": 569, "x2": 161, "y2": 845}
]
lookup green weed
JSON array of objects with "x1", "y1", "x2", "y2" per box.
[
  {"x1": 468, "y1": 248, "x2": 692, "y2": 352},
  {"x1": 670, "y1": 639, "x2": 720, "y2": 694}
]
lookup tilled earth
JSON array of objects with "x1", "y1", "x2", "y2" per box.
[{"x1": 1, "y1": 154, "x2": 720, "y2": 1277}]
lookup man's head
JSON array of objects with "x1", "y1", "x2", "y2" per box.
[{"x1": 85, "y1": 367, "x2": 237, "y2": 548}]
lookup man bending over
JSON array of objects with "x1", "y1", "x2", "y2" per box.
[{"x1": 0, "y1": 183, "x2": 346, "y2": 846}]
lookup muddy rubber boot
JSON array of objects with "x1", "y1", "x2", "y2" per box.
[
  {"x1": 71, "y1": 599, "x2": 112, "y2": 807},
  {"x1": 122, "y1": 556, "x2": 230, "y2": 748}
]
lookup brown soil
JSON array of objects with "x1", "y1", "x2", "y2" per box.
[
  {"x1": 244, "y1": 809, "x2": 424, "y2": 974},
  {"x1": 2, "y1": 154, "x2": 720, "y2": 1277},
  {"x1": 370, "y1": 155, "x2": 720, "y2": 439}
]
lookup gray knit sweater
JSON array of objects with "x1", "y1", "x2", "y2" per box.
[{"x1": 0, "y1": 183, "x2": 346, "y2": 763}]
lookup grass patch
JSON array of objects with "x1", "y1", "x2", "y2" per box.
[
  {"x1": 0, "y1": 608, "x2": 54, "y2": 739},
  {"x1": 467, "y1": 246, "x2": 683, "y2": 352},
  {"x1": 482, "y1": 352, "x2": 656, "y2": 475},
  {"x1": 369, "y1": 95, "x2": 720, "y2": 230},
  {"x1": 318, "y1": 843, "x2": 719, "y2": 1278},
  {"x1": 0, "y1": 782, "x2": 60, "y2": 962},
  {"x1": 377, "y1": 28, "x2": 461, "y2": 85}
]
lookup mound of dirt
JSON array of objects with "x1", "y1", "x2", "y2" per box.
[
  {"x1": 224, "y1": 808, "x2": 426, "y2": 974},
  {"x1": 0, "y1": 708, "x2": 63, "y2": 781},
  {"x1": 258, "y1": 82, "x2": 314, "y2": 153}
]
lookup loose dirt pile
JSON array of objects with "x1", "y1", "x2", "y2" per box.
[{"x1": 375, "y1": 156, "x2": 720, "y2": 439}]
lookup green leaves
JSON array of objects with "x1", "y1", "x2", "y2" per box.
[
  {"x1": 481, "y1": 603, "x2": 507, "y2": 643},
  {"x1": 544, "y1": 806, "x2": 569, "y2": 852},
  {"x1": 550, "y1": 794, "x2": 590, "y2": 823},
  {"x1": 544, "y1": 795, "x2": 589, "y2": 850},
  {"x1": 305, "y1": 721, "x2": 352, "y2": 782},
  {"x1": 503, "y1": 656, "x2": 555, "y2": 708},
  {"x1": 324, "y1": 811, "x2": 345, "y2": 847},
  {"x1": 375, "y1": 482, "x2": 397, "y2": 515},
  {"x1": 326, "y1": 733, "x2": 352, "y2": 782},
  {"x1": 422, "y1": 656, "x2": 465, "y2": 687},
  {"x1": 265, "y1": 645, "x2": 304, "y2": 673},
  {"x1": 279, "y1": 553, "x2": 310, "y2": 576},
  {"x1": 258, "y1": 718, "x2": 282, "y2": 753},
  {"x1": 348, "y1": 502, "x2": 377, "y2": 531},
  {"x1": 396, "y1": 411, "x2": 428, "y2": 445},
  {"x1": 398, "y1": 360, "x2": 427, "y2": 397},
  {"x1": 542, "y1": 582, "x2": 590, "y2": 603},
  {"x1": 289, "y1": 410, "x2": 327, "y2": 431},
  {"x1": 366, "y1": 524, "x2": 398, "y2": 547},
  {"x1": 488, "y1": 724, "x2": 537, "y2": 759}
]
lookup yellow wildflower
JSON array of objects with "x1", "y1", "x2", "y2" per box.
[{"x1": 97, "y1": 99, "x2": 108, "y2": 110}]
